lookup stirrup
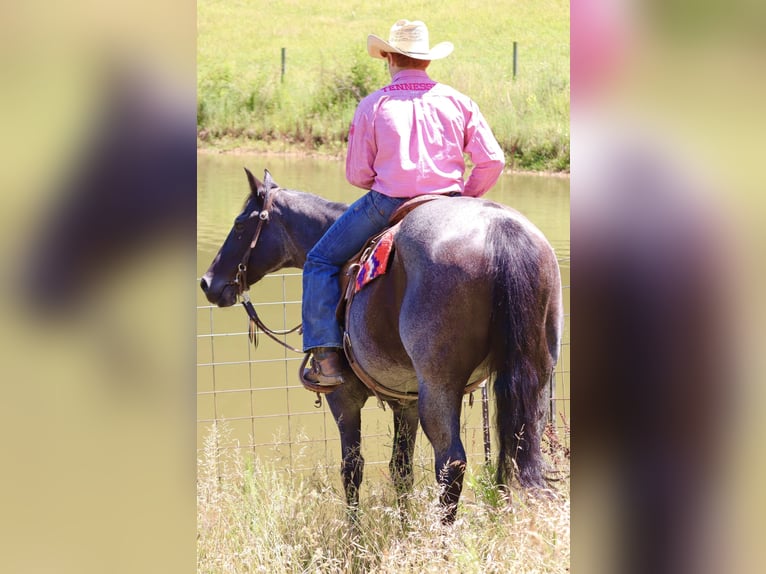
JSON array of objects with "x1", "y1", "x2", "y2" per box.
[{"x1": 298, "y1": 353, "x2": 342, "y2": 394}]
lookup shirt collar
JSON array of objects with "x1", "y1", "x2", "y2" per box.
[{"x1": 391, "y1": 69, "x2": 432, "y2": 83}]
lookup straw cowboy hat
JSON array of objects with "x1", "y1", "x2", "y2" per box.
[{"x1": 367, "y1": 19, "x2": 454, "y2": 61}]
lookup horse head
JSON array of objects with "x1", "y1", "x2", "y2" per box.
[{"x1": 200, "y1": 168, "x2": 292, "y2": 307}]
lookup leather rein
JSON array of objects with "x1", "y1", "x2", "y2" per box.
[{"x1": 233, "y1": 189, "x2": 303, "y2": 353}]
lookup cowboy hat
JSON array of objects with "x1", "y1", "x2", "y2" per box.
[{"x1": 367, "y1": 20, "x2": 454, "y2": 61}]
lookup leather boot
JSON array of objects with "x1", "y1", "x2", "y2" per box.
[{"x1": 303, "y1": 347, "x2": 346, "y2": 387}]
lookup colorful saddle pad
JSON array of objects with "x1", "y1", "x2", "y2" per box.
[{"x1": 355, "y1": 228, "x2": 396, "y2": 292}]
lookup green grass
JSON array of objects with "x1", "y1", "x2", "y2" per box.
[
  {"x1": 198, "y1": 422, "x2": 570, "y2": 573},
  {"x1": 198, "y1": 1, "x2": 569, "y2": 172}
]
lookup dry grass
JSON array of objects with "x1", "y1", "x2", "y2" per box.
[{"x1": 198, "y1": 422, "x2": 569, "y2": 573}]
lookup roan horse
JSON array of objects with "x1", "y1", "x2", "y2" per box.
[{"x1": 201, "y1": 168, "x2": 563, "y2": 523}]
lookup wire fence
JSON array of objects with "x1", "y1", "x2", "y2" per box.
[{"x1": 197, "y1": 264, "x2": 569, "y2": 473}]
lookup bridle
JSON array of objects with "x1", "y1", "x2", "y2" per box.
[{"x1": 232, "y1": 188, "x2": 302, "y2": 353}]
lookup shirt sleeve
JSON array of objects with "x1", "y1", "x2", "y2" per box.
[
  {"x1": 345, "y1": 98, "x2": 378, "y2": 190},
  {"x1": 462, "y1": 102, "x2": 505, "y2": 197}
]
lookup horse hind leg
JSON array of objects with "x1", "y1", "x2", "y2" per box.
[
  {"x1": 417, "y1": 382, "x2": 467, "y2": 524},
  {"x1": 542, "y1": 280, "x2": 564, "y2": 428},
  {"x1": 546, "y1": 277, "x2": 564, "y2": 368}
]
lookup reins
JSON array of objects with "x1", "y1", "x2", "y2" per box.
[{"x1": 234, "y1": 188, "x2": 303, "y2": 354}]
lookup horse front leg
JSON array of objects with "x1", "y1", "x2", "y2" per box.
[
  {"x1": 326, "y1": 385, "x2": 367, "y2": 510},
  {"x1": 389, "y1": 401, "x2": 420, "y2": 505}
]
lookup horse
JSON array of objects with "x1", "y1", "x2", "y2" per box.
[{"x1": 200, "y1": 168, "x2": 563, "y2": 523}]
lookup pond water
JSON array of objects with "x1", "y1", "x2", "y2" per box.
[{"x1": 197, "y1": 152, "x2": 569, "y2": 472}]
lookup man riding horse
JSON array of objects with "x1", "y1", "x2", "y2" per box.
[
  {"x1": 302, "y1": 19, "x2": 506, "y2": 387},
  {"x1": 201, "y1": 19, "x2": 560, "y2": 523}
]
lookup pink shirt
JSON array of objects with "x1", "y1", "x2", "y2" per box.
[{"x1": 346, "y1": 70, "x2": 506, "y2": 198}]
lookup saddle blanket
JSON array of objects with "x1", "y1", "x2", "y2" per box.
[{"x1": 355, "y1": 228, "x2": 396, "y2": 292}]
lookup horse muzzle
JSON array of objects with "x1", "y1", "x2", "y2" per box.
[{"x1": 200, "y1": 271, "x2": 238, "y2": 307}]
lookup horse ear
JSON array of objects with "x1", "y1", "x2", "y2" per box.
[
  {"x1": 263, "y1": 168, "x2": 278, "y2": 191},
  {"x1": 244, "y1": 167, "x2": 263, "y2": 197}
]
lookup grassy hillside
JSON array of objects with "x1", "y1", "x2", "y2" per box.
[{"x1": 198, "y1": 1, "x2": 569, "y2": 172}]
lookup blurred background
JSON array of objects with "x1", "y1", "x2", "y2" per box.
[
  {"x1": 0, "y1": 1, "x2": 196, "y2": 573},
  {"x1": 572, "y1": 0, "x2": 766, "y2": 573},
  {"x1": 0, "y1": 0, "x2": 764, "y2": 572}
]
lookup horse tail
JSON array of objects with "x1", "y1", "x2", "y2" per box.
[{"x1": 486, "y1": 217, "x2": 554, "y2": 489}]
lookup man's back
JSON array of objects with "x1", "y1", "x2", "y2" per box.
[{"x1": 346, "y1": 69, "x2": 505, "y2": 197}]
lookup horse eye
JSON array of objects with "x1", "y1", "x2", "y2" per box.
[{"x1": 234, "y1": 220, "x2": 245, "y2": 234}]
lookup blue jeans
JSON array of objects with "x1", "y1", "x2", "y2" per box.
[{"x1": 302, "y1": 191, "x2": 406, "y2": 351}]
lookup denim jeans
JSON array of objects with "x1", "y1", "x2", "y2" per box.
[{"x1": 302, "y1": 191, "x2": 406, "y2": 351}]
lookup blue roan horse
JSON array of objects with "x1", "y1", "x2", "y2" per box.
[{"x1": 201, "y1": 168, "x2": 563, "y2": 522}]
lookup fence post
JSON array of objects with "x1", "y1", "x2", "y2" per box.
[
  {"x1": 481, "y1": 381, "x2": 491, "y2": 463},
  {"x1": 281, "y1": 47, "x2": 286, "y2": 82},
  {"x1": 549, "y1": 369, "x2": 557, "y2": 426},
  {"x1": 512, "y1": 41, "x2": 518, "y2": 79}
]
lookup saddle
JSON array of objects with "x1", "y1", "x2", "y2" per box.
[
  {"x1": 301, "y1": 195, "x2": 447, "y2": 398},
  {"x1": 335, "y1": 194, "x2": 448, "y2": 325}
]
